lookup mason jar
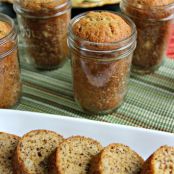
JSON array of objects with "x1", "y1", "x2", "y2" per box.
[
  {"x1": 14, "y1": 0, "x2": 71, "y2": 70},
  {"x1": 0, "y1": 13, "x2": 22, "y2": 108},
  {"x1": 120, "y1": 0, "x2": 174, "y2": 74},
  {"x1": 68, "y1": 11, "x2": 137, "y2": 114}
]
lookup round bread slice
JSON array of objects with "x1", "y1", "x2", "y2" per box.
[
  {"x1": 49, "y1": 136, "x2": 103, "y2": 174},
  {"x1": 13, "y1": 130, "x2": 64, "y2": 174},
  {"x1": 90, "y1": 143, "x2": 144, "y2": 174},
  {"x1": 141, "y1": 145, "x2": 174, "y2": 174},
  {"x1": 0, "y1": 132, "x2": 20, "y2": 174}
]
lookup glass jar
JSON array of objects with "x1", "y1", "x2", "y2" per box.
[
  {"x1": 120, "y1": 0, "x2": 174, "y2": 74},
  {"x1": 0, "y1": 13, "x2": 21, "y2": 108},
  {"x1": 14, "y1": 0, "x2": 71, "y2": 70},
  {"x1": 68, "y1": 12, "x2": 137, "y2": 114}
]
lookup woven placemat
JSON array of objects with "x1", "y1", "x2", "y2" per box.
[{"x1": 15, "y1": 58, "x2": 174, "y2": 133}]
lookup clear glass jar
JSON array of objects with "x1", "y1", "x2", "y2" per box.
[
  {"x1": 120, "y1": 0, "x2": 174, "y2": 74},
  {"x1": 0, "y1": 13, "x2": 21, "y2": 108},
  {"x1": 14, "y1": 0, "x2": 71, "y2": 70},
  {"x1": 68, "y1": 12, "x2": 137, "y2": 114}
]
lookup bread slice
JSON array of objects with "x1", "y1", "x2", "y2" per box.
[
  {"x1": 141, "y1": 145, "x2": 174, "y2": 174},
  {"x1": 0, "y1": 132, "x2": 20, "y2": 174},
  {"x1": 49, "y1": 136, "x2": 103, "y2": 174},
  {"x1": 13, "y1": 130, "x2": 64, "y2": 174},
  {"x1": 90, "y1": 143, "x2": 144, "y2": 174}
]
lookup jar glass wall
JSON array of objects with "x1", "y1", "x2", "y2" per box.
[
  {"x1": 0, "y1": 13, "x2": 21, "y2": 108},
  {"x1": 120, "y1": 0, "x2": 174, "y2": 74},
  {"x1": 14, "y1": 0, "x2": 71, "y2": 70},
  {"x1": 68, "y1": 12, "x2": 137, "y2": 114}
]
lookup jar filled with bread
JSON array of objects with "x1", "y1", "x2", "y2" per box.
[
  {"x1": 0, "y1": 13, "x2": 21, "y2": 108},
  {"x1": 120, "y1": 0, "x2": 174, "y2": 74},
  {"x1": 68, "y1": 11, "x2": 137, "y2": 114},
  {"x1": 14, "y1": 0, "x2": 71, "y2": 70}
]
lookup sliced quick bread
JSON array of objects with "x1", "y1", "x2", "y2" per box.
[
  {"x1": 49, "y1": 136, "x2": 103, "y2": 174},
  {"x1": 0, "y1": 132, "x2": 20, "y2": 174},
  {"x1": 90, "y1": 143, "x2": 144, "y2": 174},
  {"x1": 13, "y1": 130, "x2": 64, "y2": 174},
  {"x1": 141, "y1": 145, "x2": 174, "y2": 174}
]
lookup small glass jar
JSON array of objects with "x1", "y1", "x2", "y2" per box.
[
  {"x1": 14, "y1": 0, "x2": 71, "y2": 70},
  {"x1": 120, "y1": 0, "x2": 174, "y2": 74},
  {"x1": 68, "y1": 12, "x2": 137, "y2": 114},
  {"x1": 0, "y1": 13, "x2": 21, "y2": 108}
]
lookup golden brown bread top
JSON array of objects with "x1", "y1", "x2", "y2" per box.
[
  {"x1": 127, "y1": 0, "x2": 174, "y2": 6},
  {"x1": 0, "y1": 21, "x2": 11, "y2": 39},
  {"x1": 141, "y1": 146, "x2": 174, "y2": 174},
  {"x1": 73, "y1": 11, "x2": 131, "y2": 43}
]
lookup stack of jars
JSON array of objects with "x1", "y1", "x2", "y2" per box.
[{"x1": 1, "y1": 0, "x2": 174, "y2": 114}]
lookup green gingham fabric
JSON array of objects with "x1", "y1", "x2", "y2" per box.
[{"x1": 15, "y1": 58, "x2": 174, "y2": 133}]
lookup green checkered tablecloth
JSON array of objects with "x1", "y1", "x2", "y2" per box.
[{"x1": 15, "y1": 58, "x2": 174, "y2": 133}]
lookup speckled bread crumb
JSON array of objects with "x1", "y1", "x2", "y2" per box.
[
  {"x1": 49, "y1": 136, "x2": 103, "y2": 174},
  {"x1": 0, "y1": 21, "x2": 11, "y2": 39},
  {"x1": 90, "y1": 144, "x2": 144, "y2": 174},
  {"x1": 141, "y1": 146, "x2": 174, "y2": 174},
  {"x1": 0, "y1": 132, "x2": 20, "y2": 174},
  {"x1": 13, "y1": 130, "x2": 64, "y2": 174},
  {"x1": 73, "y1": 11, "x2": 131, "y2": 43},
  {"x1": 128, "y1": 0, "x2": 174, "y2": 6}
]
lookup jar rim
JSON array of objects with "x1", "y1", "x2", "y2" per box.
[
  {"x1": 120, "y1": 0, "x2": 174, "y2": 21},
  {"x1": 122, "y1": 0, "x2": 174, "y2": 9},
  {"x1": 68, "y1": 10, "x2": 137, "y2": 53},
  {"x1": 0, "y1": 13, "x2": 17, "y2": 59},
  {"x1": 0, "y1": 13, "x2": 16, "y2": 45},
  {"x1": 13, "y1": 0, "x2": 71, "y2": 18}
]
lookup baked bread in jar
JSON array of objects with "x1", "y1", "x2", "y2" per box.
[
  {"x1": 68, "y1": 11, "x2": 137, "y2": 114},
  {"x1": 14, "y1": 0, "x2": 71, "y2": 70},
  {"x1": 121, "y1": 0, "x2": 174, "y2": 74},
  {"x1": 0, "y1": 14, "x2": 21, "y2": 108}
]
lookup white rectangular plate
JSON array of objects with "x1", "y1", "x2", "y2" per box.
[{"x1": 0, "y1": 109, "x2": 174, "y2": 160}]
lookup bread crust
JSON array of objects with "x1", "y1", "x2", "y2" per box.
[
  {"x1": 140, "y1": 155, "x2": 153, "y2": 174},
  {"x1": 0, "y1": 132, "x2": 19, "y2": 138},
  {"x1": 48, "y1": 148, "x2": 59, "y2": 174}
]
